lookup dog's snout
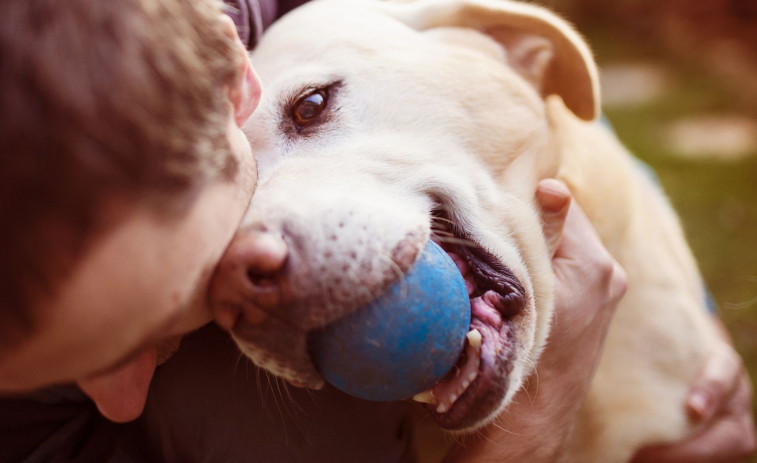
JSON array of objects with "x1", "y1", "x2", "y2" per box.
[{"x1": 210, "y1": 228, "x2": 289, "y2": 331}]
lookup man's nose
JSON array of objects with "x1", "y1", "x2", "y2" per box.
[{"x1": 210, "y1": 228, "x2": 289, "y2": 331}]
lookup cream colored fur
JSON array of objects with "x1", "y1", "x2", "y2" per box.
[{"x1": 234, "y1": 0, "x2": 720, "y2": 460}]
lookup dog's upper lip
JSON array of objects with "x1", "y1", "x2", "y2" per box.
[
  {"x1": 427, "y1": 210, "x2": 526, "y2": 429},
  {"x1": 433, "y1": 209, "x2": 527, "y2": 319},
  {"x1": 458, "y1": 244, "x2": 526, "y2": 318}
]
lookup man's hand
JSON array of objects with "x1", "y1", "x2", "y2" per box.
[
  {"x1": 631, "y1": 324, "x2": 756, "y2": 463},
  {"x1": 444, "y1": 179, "x2": 627, "y2": 462}
]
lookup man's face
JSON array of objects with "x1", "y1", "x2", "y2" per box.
[
  {"x1": 0, "y1": 118, "x2": 257, "y2": 413},
  {"x1": 0, "y1": 22, "x2": 261, "y2": 422}
]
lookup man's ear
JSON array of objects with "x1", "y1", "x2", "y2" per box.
[
  {"x1": 220, "y1": 14, "x2": 262, "y2": 126},
  {"x1": 379, "y1": 0, "x2": 599, "y2": 121}
]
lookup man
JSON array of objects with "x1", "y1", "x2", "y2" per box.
[{"x1": 0, "y1": 0, "x2": 752, "y2": 461}]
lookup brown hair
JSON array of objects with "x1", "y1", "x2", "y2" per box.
[{"x1": 0, "y1": 0, "x2": 243, "y2": 343}]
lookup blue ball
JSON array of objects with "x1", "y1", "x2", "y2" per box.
[{"x1": 311, "y1": 240, "x2": 471, "y2": 401}]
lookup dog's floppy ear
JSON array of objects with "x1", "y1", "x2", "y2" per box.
[{"x1": 381, "y1": 0, "x2": 599, "y2": 121}]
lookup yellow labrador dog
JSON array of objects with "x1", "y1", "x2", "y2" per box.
[{"x1": 215, "y1": 0, "x2": 720, "y2": 460}]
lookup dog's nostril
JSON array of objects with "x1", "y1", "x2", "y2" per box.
[
  {"x1": 234, "y1": 230, "x2": 289, "y2": 287},
  {"x1": 247, "y1": 269, "x2": 279, "y2": 289}
]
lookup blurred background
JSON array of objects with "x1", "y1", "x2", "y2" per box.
[{"x1": 539, "y1": 0, "x2": 757, "y2": 449}]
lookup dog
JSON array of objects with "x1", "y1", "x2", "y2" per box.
[{"x1": 210, "y1": 0, "x2": 721, "y2": 460}]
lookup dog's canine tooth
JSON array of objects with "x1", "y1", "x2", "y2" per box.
[
  {"x1": 466, "y1": 328, "x2": 482, "y2": 349},
  {"x1": 412, "y1": 389, "x2": 435, "y2": 404}
]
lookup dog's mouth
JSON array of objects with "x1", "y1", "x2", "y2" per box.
[{"x1": 414, "y1": 211, "x2": 527, "y2": 430}]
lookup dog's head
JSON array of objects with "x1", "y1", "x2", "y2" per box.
[{"x1": 210, "y1": 0, "x2": 599, "y2": 431}]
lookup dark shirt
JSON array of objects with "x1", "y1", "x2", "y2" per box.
[
  {"x1": 0, "y1": 387, "x2": 119, "y2": 462},
  {"x1": 224, "y1": 0, "x2": 308, "y2": 49},
  {"x1": 1, "y1": 326, "x2": 414, "y2": 463},
  {"x1": 113, "y1": 325, "x2": 414, "y2": 463}
]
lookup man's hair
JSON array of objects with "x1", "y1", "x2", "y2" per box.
[{"x1": 0, "y1": 0, "x2": 243, "y2": 342}]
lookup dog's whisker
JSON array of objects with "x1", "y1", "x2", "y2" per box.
[
  {"x1": 269, "y1": 376, "x2": 291, "y2": 444},
  {"x1": 255, "y1": 362, "x2": 266, "y2": 405},
  {"x1": 283, "y1": 382, "x2": 308, "y2": 416},
  {"x1": 518, "y1": 362, "x2": 538, "y2": 406},
  {"x1": 448, "y1": 431, "x2": 466, "y2": 447},
  {"x1": 490, "y1": 417, "x2": 523, "y2": 437},
  {"x1": 429, "y1": 227, "x2": 450, "y2": 234},
  {"x1": 431, "y1": 235, "x2": 478, "y2": 248},
  {"x1": 278, "y1": 382, "x2": 303, "y2": 424},
  {"x1": 430, "y1": 214, "x2": 456, "y2": 226},
  {"x1": 471, "y1": 427, "x2": 497, "y2": 445},
  {"x1": 379, "y1": 252, "x2": 406, "y2": 281},
  {"x1": 428, "y1": 230, "x2": 456, "y2": 241},
  {"x1": 429, "y1": 223, "x2": 452, "y2": 233},
  {"x1": 528, "y1": 360, "x2": 539, "y2": 401}
]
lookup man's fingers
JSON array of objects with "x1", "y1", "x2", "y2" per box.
[
  {"x1": 536, "y1": 179, "x2": 571, "y2": 257},
  {"x1": 687, "y1": 340, "x2": 742, "y2": 421},
  {"x1": 546, "y1": 184, "x2": 607, "y2": 263},
  {"x1": 631, "y1": 374, "x2": 756, "y2": 463},
  {"x1": 631, "y1": 419, "x2": 753, "y2": 463},
  {"x1": 607, "y1": 260, "x2": 628, "y2": 309}
]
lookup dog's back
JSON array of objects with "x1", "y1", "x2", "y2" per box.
[{"x1": 550, "y1": 100, "x2": 718, "y2": 460}]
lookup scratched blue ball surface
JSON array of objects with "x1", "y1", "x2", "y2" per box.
[{"x1": 311, "y1": 240, "x2": 470, "y2": 401}]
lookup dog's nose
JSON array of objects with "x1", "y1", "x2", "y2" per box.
[{"x1": 210, "y1": 228, "x2": 289, "y2": 331}]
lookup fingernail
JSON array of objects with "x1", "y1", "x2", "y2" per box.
[
  {"x1": 537, "y1": 179, "x2": 571, "y2": 213},
  {"x1": 689, "y1": 391, "x2": 714, "y2": 420}
]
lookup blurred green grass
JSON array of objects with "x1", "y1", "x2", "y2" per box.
[{"x1": 589, "y1": 27, "x2": 757, "y2": 437}]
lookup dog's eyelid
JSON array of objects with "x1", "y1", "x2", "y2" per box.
[
  {"x1": 282, "y1": 80, "x2": 343, "y2": 112},
  {"x1": 281, "y1": 80, "x2": 344, "y2": 135}
]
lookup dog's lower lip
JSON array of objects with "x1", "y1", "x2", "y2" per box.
[
  {"x1": 423, "y1": 230, "x2": 523, "y2": 428},
  {"x1": 425, "y1": 292, "x2": 515, "y2": 427}
]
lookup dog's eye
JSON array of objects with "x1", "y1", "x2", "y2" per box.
[{"x1": 292, "y1": 89, "x2": 328, "y2": 128}]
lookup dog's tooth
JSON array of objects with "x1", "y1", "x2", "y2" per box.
[
  {"x1": 449, "y1": 393, "x2": 458, "y2": 404},
  {"x1": 468, "y1": 372, "x2": 477, "y2": 382},
  {"x1": 462, "y1": 379, "x2": 470, "y2": 389},
  {"x1": 412, "y1": 389, "x2": 435, "y2": 405},
  {"x1": 466, "y1": 329, "x2": 482, "y2": 349},
  {"x1": 436, "y1": 402, "x2": 449, "y2": 414}
]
